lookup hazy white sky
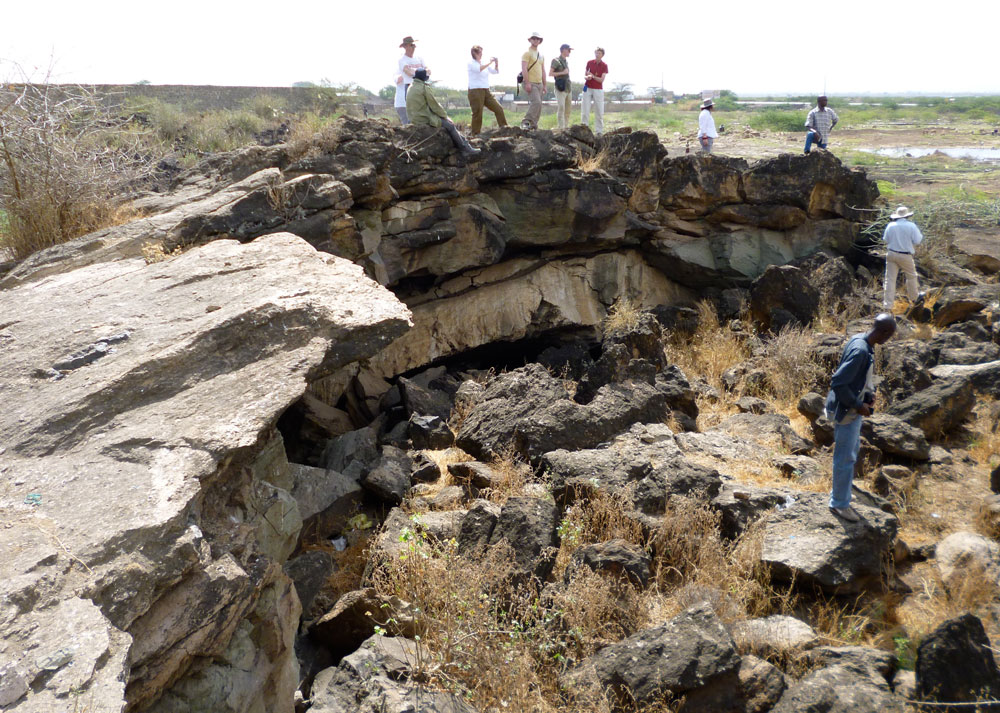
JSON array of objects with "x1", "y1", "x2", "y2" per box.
[{"x1": 3, "y1": 0, "x2": 996, "y2": 96}]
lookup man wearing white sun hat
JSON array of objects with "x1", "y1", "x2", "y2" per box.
[{"x1": 882, "y1": 205, "x2": 924, "y2": 309}]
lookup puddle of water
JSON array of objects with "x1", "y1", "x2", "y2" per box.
[{"x1": 860, "y1": 147, "x2": 1000, "y2": 161}]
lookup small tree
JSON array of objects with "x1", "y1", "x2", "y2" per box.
[
  {"x1": 608, "y1": 82, "x2": 634, "y2": 103},
  {"x1": 0, "y1": 71, "x2": 152, "y2": 260},
  {"x1": 379, "y1": 85, "x2": 396, "y2": 101}
]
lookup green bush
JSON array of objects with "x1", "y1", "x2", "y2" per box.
[
  {"x1": 748, "y1": 109, "x2": 804, "y2": 132},
  {"x1": 243, "y1": 94, "x2": 287, "y2": 121}
]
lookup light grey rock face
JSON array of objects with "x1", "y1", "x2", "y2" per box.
[
  {"x1": 760, "y1": 492, "x2": 898, "y2": 594},
  {"x1": 0, "y1": 233, "x2": 411, "y2": 712},
  {"x1": 935, "y1": 531, "x2": 1000, "y2": 584},
  {"x1": 886, "y1": 376, "x2": 976, "y2": 439},
  {"x1": 861, "y1": 413, "x2": 931, "y2": 460}
]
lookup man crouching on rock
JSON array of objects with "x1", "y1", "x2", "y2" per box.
[
  {"x1": 406, "y1": 69, "x2": 481, "y2": 159},
  {"x1": 825, "y1": 313, "x2": 897, "y2": 522}
]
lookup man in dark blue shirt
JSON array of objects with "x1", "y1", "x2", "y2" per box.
[{"x1": 824, "y1": 314, "x2": 897, "y2": 522}]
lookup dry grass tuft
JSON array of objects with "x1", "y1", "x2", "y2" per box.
[
  {"x1": 899, "y1": 564, "x2": 1000, "y2": 644},
  {"x1": 603, "y1": 297, "x2": 642, "y2": 338},
  {"x1": 575, "y1": 144, "x2": 611, "y2": 172},
  {"x1": 967, "y1": 397, "x2": 1000, "y2": 470},
  {"x1": 483, "y1": 443, "x2": 532, "y2": 503},
  {"x1": 664, "y1": 301, "x2": 750, "y2": 392},
  {"x1": 758, "y1": 325, "x2": 826, "y2": 408},
  {"x1": 141, "y1": 241, "x2": 184, "y2": 264}
]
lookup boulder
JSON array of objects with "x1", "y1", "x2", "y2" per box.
[
  {"x1": 288, "y1": 463, "x2": 363, "y2": 537},
  {"x1": 930, "y1": 360, "x2": 1000, "y2": 398},
  {"x1": 408, "y1": 414, "x2": 455, "y2": 450},
  {"x1": 760, "y1": 492, "x2": 898, "y2": 593},
  {"x1": 748, "y1": 265, "x2": 820, "y2": 329},
  {"x1": 562, "y1": 604, "x2": 742, "y2": 711},
  {"x1": 488, "y1": 497, "x2": 560, "y2": 580},
  {"x1": 545, "y1": 423, "x2": 722, "y2": 516},
  {"x1": 457, "y1": 500, "x2": 502, "y2": 554},
  {"x1": 564, "y1": 539, "x2": 652, "y2": 587},
  {"x1": 309, "y1": 588, "x2": 417, "y2": 660},
  {"x1": 0, "y1": 233, "x2": 410, "y2": 712},
  {"x1": 932, "y1": 284, "x2": 999, "y2": 327},
  {"x1": 372, "y1": 508, "x2": 465, "y2": 561},
  {"x1": 886, "y1": 376, "x2": 976, "y2": 439},
  {"x1": 935, "y1": 531, "x2": 1000, "y2": 584},
  {"x1": 310, "y1": 635, "x2": 480, "y2": 713},
  {"x1": 448, "y1": 461, "x2": 505, "y2": 495},
  {"x1": 737, "y1": 655, "x2": 787, "y2": 713},
  {"x1": 771, "y1": 662, "x2": 904, "y2": 713},
  {"x1": 360, "y1": 446, "x2": 413, "y2": 505},
  {"x1": 860, "y1": 414, "x2": 931, "y2": 460},
  {"x1": 514, "y1": 380, "x2": 672, "y2": 460},
  {"x1": 283, "y1": 550, "x2": 335, "y2": 619},
  {"x1": 456, "y1": 364, "x2": 569, "y2": 459},
  {"x1": 732, "y1": 615, "x2": 820, "y2": 658},
  {"x1": 951, "y1": 227, "x2": 1000, "y2": 274},
  {"x1": 916, "y1": 614, "x2": 1000, "y2": 705},
  {"x1": 803, "y1": 646, "x2": 897, "y2": 682},
  {"x1": 711, "y1": 482, "x2": 794, "y2": 539},
  {"x1": 877, "y1": 340, "x2": 935, "y2": 407}
]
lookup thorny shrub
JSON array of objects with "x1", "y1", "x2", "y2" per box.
[{"x1": 0, "y1": 78, "x2": 151, "y2": 259}]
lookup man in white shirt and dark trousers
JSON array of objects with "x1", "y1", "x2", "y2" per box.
[
  {"x1": 882, "y1": 206, "x2": 924, "y2": 309},
  {"x1": 698, "y1": 99, "x2": 718, "y2": 153}
]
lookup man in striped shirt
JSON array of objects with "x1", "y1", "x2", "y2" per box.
[{"x1": 804, "y1": 96, "x2": 838, "y2": 153}]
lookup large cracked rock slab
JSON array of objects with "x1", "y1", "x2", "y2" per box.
[
  {"x1": 544, "y1": 423, "x2": 722, "y2": 516},
  {"x1": 759, "y1": 492, "x2": 898, "y2": 594},
  {"x1": 0, "y1": 233, "x2": 411, "y2": 712}
]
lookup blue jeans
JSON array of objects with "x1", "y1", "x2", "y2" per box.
[
  {"x1": 804, "y1": 130, "x2": 827, "y2": 153},
  {"x1": 830, "y1": 416, "x2": 863, "y2": 508}
]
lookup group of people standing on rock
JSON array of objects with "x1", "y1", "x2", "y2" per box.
[{"x1": 393, "y1": 33, "x2": 608, "y2": 146}]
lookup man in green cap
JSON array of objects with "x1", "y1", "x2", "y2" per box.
[{"x1": 406, "y1": 69, "x2": 481, "y2": 158}]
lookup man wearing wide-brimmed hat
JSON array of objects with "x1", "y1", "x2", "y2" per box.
[
  {"x1": 395, "y1": 36, "x2": 425, "y2": 125},
  {"x1": 882, "y1": 205, "x2": 924, "y2": 309},
  {"x1": 697, "y1": 99, "x2": 717, "y2": 153},
  {"x1": 521, "y1": 32, "x2": 546, "y2": 130}
]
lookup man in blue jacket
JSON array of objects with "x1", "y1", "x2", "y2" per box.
[{"x1": 824, "y1": 314, "x2": 897, "y2": 522}]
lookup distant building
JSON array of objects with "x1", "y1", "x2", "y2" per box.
[{"x1": 702, "y1": 90, "x2": 721, "y2": 100}]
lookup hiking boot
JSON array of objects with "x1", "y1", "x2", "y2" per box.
[
  {"x1": 461, "y1": 147, "x2": 481, "y2": 159},
  {"x1": 830, "y1": 506, "x2": 860, "y2": 523}
]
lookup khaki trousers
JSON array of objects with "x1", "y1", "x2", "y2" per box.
[
  {"x1": 523, "y1": 84, "x2": 542, "y2": 128},
  {"x1": 554, "y1": 88, "x2": 571, "y2": 128},
  {"x1": 884, "y1": 250, "x2": 919, "y2": 307},
  {"x1": 468, "y1": 88, "x2": 507, "y2": 134}
]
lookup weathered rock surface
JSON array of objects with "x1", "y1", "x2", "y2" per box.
[
  {"x1": 771, "y1": 661, "x2": 904, "y2": 713},
  {"x1": 732, "y1": 615, "x2": 820, "y2": 658},
  {"x1": 545, "y1": 423, "x2": 722, "y2": 515},
  {"x1": 860, "y1": 414, "x2": 931, "y2": 460},
  {"x1": 916, "y1": 613, "x2": 1000, "y2": 705},
  {"x1": 886, "y1": 376, "x2": 976, "y2": 438},
  {"x1": 310, "y1": 635, "x2": 480, "y2": 713},
  {"x1": 0, "y1": 233, "x2": 411, "y2": 712},
  {"x1": 760, "y1": 492, "x2": 898, "y2": 593},
  {"x1": 930, "y1": 360, "x2": 1000, "y2": 398},
  {"x1": 564, "y1": 539, "x2": 652, "y2": 587},
  {"x1": 562, "y1": 604, "x2": 742, "y2": 710}
]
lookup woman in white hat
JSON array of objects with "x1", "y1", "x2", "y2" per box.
[{"x1": 882, "y1": 206, "x2": 924, "y2": 309}]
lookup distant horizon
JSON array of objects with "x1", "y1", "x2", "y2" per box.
[{"x1": 5, "y1": 0, "x2": 999, "y2": 98}]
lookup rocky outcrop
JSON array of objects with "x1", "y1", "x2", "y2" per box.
[{"x1": 0, "y1": 234, "x2": 411, "y2": 711}]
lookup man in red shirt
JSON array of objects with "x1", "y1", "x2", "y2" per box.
[{"x1": 582, "y1": 47, "x2": 608, "y2": 136}]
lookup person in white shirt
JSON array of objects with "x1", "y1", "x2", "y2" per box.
[
  {"x1": 467, "y1": 45, "x2": 507, "y2": 135},
  {"x1": 698, "y1": 99, "x2": 718, "y2": 153},
  {"x1": 395, "y1": 36, "x2": 425, "y2": 125},
  {"x1": 882, "y1": 206, "x2": 925, "y2": 308}
]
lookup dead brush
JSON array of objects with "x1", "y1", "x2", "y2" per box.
[
  {"x1": 553, "y1": 489, "x2": 648, "y2": 579},
  {"x1": 664, "y1": 300, "x2": 751, "y2": 392},
  {"x1": 758, "y1": 325, "x2": 827, "y2": 410},
  {"x1": 603, "y1": 297, "x2": 643, "y2": 338},
  {"x1": 575, "y1": 144, "x2": 611, "y2": 172},
  {"x1": 900, "y1": 564, "x2": 1000, "y2": 644},
  {"x1": 483, "y1": 442, "x2": 532, "y2": 502},
  {"x1": 966, "y1": 397, "x2": 1000, "y2": 469}
]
